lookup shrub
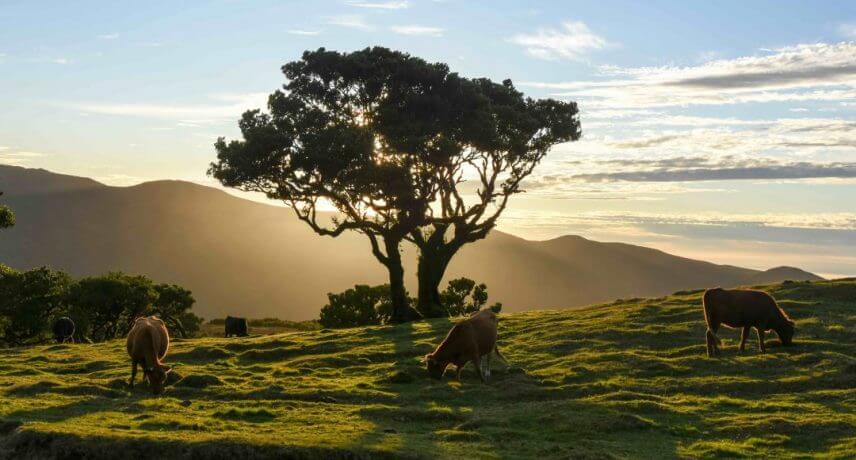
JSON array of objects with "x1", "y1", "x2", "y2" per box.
[
  {"x1": 320, "y1": 278, "x2": 501, "y2": 328},
  {"x1": 0, "y1": 266, "x2": 72, "y2": 346},
  {"x1": 440, "y1": 278, "x2": 501, "y2": 317},
  {"x1": 0, "y1": 267, "x2": 202, "y2": 346},
  {"x1": 319, "y1": 284, "x2": 394, "y2": 329}
]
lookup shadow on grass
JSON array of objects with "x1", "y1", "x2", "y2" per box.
[{"x1": 0, "y1": 428, "x2": 400, "y2": 460}]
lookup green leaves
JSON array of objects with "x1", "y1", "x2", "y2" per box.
[
  {"x1": 0, "y1": 191, "x2": 14, "y2": 230},
  {"x1": 0, "y1": 269, "x2": 201, "y2": 346}
]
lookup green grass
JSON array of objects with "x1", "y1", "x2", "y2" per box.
[{"x1": 1, "y1": 279, "x2": 854, "y2": 459}]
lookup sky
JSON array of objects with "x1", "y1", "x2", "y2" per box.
[{"x1": 1, "y1": 0, "x2": 855, "y2": 277}]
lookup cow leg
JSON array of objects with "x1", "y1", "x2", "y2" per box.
[
  {"x1": 483, "y1": 353, "x2": 492, "y2": 380},
  {"x1": 129, "y1": 361, "x2": 138, "y2": 389},
  {"x1": 706, "y1": 329, "x2": 721, "y2": 357},
  {"x1": 757, "y1": 328, "x2": 767, "y2": 353},
  {"x1": 739, "y1": 326, "x2": 751, "y2": 353},
  {"x1": 472, "y1": 353, "x2": 486, "y2": 383}
]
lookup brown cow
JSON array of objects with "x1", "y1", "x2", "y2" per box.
[
  {"x1": 425, "y1": 309, "x2": 504, "y2": 383},
  {"x1": 703, "y1": 288, "x2": 795, "y2": 357},
  {"x1": 126, "y1": 316, "x2": 173, "y2": 394}
]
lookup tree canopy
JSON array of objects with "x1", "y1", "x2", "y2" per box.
[{"x1": 210, "y1": 47, "x2": 580, "y2": 322}]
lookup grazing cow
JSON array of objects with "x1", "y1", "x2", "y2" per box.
[
  {"x1": 224, "y1": 316, "x2": 249, "y2": 337},
  {"x1": 703, "y1": 288, "x2": 795, "y2": 357},
  {"x1": 126, "y1": 316, "x2": 173, "y2": 394},
  {"x1": 52, "y1": 317, "x2": 75, "y2": 343},
  {"x1": 425, "y1": 309, "x2": 504, "y2": 383}
]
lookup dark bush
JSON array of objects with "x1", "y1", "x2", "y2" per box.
[{"x1": 320, "y1": 278, "x2": 501, "y2": 328}]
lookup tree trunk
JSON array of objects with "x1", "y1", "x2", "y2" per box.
[
  {"x1": 385, "y1": 239, "x2": 418, "y2": 324},
  {"x1": 416, "y1": 248, "x2": 453, "y2": 318}
]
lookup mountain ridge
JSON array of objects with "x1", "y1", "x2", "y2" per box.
[{"x1": 0, "y1": 165, "x2": 822, "y2": 319}]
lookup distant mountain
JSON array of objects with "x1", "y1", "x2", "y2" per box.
[
  {"x1": 742, "y1": 266, "x2": 823, "y2": 285},
  {"x1": 0, "y1": 165, "x2": 823, "y2": 320}
]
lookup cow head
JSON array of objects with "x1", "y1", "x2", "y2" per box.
[
  {"x1": 777, "y1": 319, "x2": 795, "y2": 346},
  {"x1": 424, "y1": 353, "x2": 447, "y2": 380},
  {"x1": 145, "y1": 364, "x2": 173, "y2": 395}
]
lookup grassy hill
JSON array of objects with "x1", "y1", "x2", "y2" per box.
[{"x1": 1, "y1": 279, "x2": 854, "y2": 459}]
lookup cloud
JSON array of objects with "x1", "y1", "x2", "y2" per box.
[
  {"x1": 390, "y1": 25, "x2": 443, "y2": 37},
  {"x1": 98, "y1": 33, "x2": 119, "y2": 40},
  {"x1": 52, "y1": 58, "x2": 69, "y2": 65},
  {"x1": 326, "y1": 15, "x2": 374, "y2": 30},
  {"x1": 63, "y1": 92, "x2": 269, "y2": 123},
  {"x1": 345, "y1": 0, "x2": 408, "y2": 8},
  {"x1": 509, "y1": 20, "x2": 608, "y2": 61},
  {"x1": 570, "y1": 159, "x2": 856, "y2": 183},
  {"x1": 0, "y1": 150, "x2": 46, "y2": 166},
  {"x1": 288, "y1": 29, "x2": 322, "y2": 36},
  {"x1": 609, "y1": 134, "x2": 682, "y2": 149},
  {"x1": 521, "y1": 42, "x2": 856, "y2": 107},
  {"x1": 839, "y1": 23, "x2": 856, "y2": 39}
]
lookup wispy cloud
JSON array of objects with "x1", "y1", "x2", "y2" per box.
[
  {"x1": 326, "y1": 15, "x2": 374, "y2": 31},
  {"x1": 288, "y1": 29, "x2": 322, "y2": 36},
  {"x1": 52, "y1": 58, "x2": 69, "y2": 65},
  {"x1": 509, "y1": 20, "x2": 608, "y2": 61},
  {"x1": 63, "y1": 92, "x2": 269, "y2": 124},
  {"x1": 345, "y1": 0, "x2": 408, "y2": 9},
  {"x1": 98, "y1": 33, "x2": 119, "y2": 40},
  {"x1": 0, "y1": 150, "x2": 46, "y2": 166},
  {"x1": 390, "y1": 25, "x2": 443, "y2": 37},
  {"x1": 521, "y1": 42, "x2": 856, "y2": 108},
  {"x1": 570, "y1": 160, "x2": 856, "y2": 183}
]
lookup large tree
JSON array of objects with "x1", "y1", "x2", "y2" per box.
[
  {"x1": 409, "y1": 80, "x2": 580, "y2": 317},
  {"x1": 210, "y1": 47, "x2": 579, "y2": 322},
  {"x1": 209, "y1": 47, "x2": 492, "y2": 323}
]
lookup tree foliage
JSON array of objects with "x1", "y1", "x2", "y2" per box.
[
  {"x1": 0, "y1": 192, "x2": 14, "y2": 230},
  {"x1": 0, "y1": 268, "x2": 201, "y2": 347},
  {"x1": 319, "y1": 277, "x2": 498, "y2": 328},
  {"x1": 319, "y1": 284, "x2": 396, "y2": 329},
  {"x1": 68, "y1": 272, "x2": 158, "y2": 342},
  {"x1": 210, "y1": 47, "x2": 579, "y2": 322},
  {"x1": 409, "y1": 80, "x2": 581, "y2": 317},
  {"x1": 440, "y1": 277, "x2": 501, "y2": 317},
  {"x1": 0, "y1": 266, "x2": 72, "y2": 346},
  {"x1": 152, "y1": 283, "x2": 202, "y2": 338}
]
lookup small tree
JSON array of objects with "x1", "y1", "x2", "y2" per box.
[
  {"x1": 317, "y1": 284, "x2": 407, "y2": 329},
  {"x1": 68, "y1": 272, "x2": 157, "y2": 342},
  {"x1": 0, "y1": 266, "x2": 72, "y2": 346},
  {"x1": 440, "y1": 277, "x2": 500, "y2": 317},
  {"x1": 0, "y1": 192, "x2": 14, "y2": 230},
  {"x1": 152, "y1": 283, "x2": 202, "y2": 337}
]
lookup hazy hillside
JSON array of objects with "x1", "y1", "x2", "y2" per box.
[
  {"x1": 0, "y1": 165, "x2": 821, "y2": 320},
  {"x1": 0, "y1": 280, "x2": 853, "y2": 459}
]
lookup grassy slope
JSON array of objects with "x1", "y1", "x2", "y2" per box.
[{"x1": 1, "y1": 280, "x2": 854, "y2": 459}]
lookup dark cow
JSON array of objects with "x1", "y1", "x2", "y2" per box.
[
  {"x1": 703, "y1": 287, "x2": 795, "y2": 357},
  {"x1": 425, "y1": 309, "x2": 504, "y2": 383},
  {"x1": 52, "y1": 317, "x2": 75, "y2": 343},
  {"x1": 225, "y1": 316, "x2": 249, "y2": 337},
  {"x1": 127, "y1": 316, "x2": 173, "y2": 395}
]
